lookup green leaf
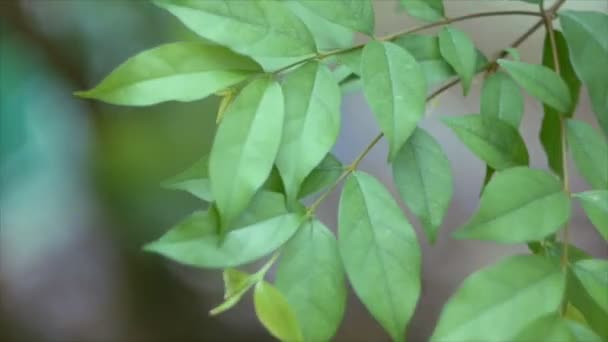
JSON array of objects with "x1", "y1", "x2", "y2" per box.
[
  {"x1": 393, "y1": 34, "x2": 454, "y2": 88},
  {"x1": 480, "y1": 72, "x2": 524, "y2": 128},
  {"x1": 228, "y1": 191, "x2": 287, "y2": 231},
  {"x1": 154, "y1": 0, "x2": 316, "y2": 59},
  {"x1": 530, "y1": 240, "x2": 591, "y2": 263},
  {"x1": 162, "y1": 154, "x2": 213, "y2": 201},
  {"x1": 75, "y1": 42, "x2": 260, "y2": 106},
  {"x1": 574, "y1": 190, "x2": 608, "y2": 241},
  {"x1": 144, "y1": 210, "x2": 303, "y2": 269},
  {"x1": 276, "y1": 62, "x2": 341, "y2": 202},
  {"x1": 431, "y1": 255, "x2": 566, "y2": 341},
  {"x1": 338, "y1": 171, "x2": 421, "y2": 341},
  {"x1": 275, "y1": 220, "x2": 346, "y2": 341},
  {"x1": 498, "y1": 59, "x2": 572, "y2": 113},
  {"x1": 503, "y1": 47, "x2": 521, "y2": 61},
  {"x1": 454, "y1": 167, "x2": 570, "y2": 243},
  {"x1": 209, "y1": 78, "x2": 284, "y2": 228},
  {"x1": 295, "y1": 0, "x2": 374, "y2": 35},
  {"x1": 568, "y1": 260, "x2": 608, "y2": 338},
  {"x1": 361, "y1": 41, "x2": 427, "y2": 160},
  {"x1": 439, "y1": 27, "x2": 477, "y2": 95},
  {"x1": 392, "y1": 128, "x2": 453, "y2": 243},
  {"x1": 210, "y1": 268, "x2": 257, "y2": 316},
  {"x1": 514, "y1": 314, "x2": 602, "y2": 342},
  {"x1": 566, "y1": 120, "x2": 608, "y2": 189},
  {"x1": 284, "y1": 1, "x2": 353, "y2": 51},
  {"x1": 540, "y1": 30, "x2": 582, "y2": 179},
  {"x1": 399, "y1": 0, "x2": 445, "y2": 22},
  {"x1": 560, "y1": 11, "x2": 608, "y2": 137},
  {"x1": 298, "y1": 153, "x2": 343, "y2": 199},
  {"x1": 254, "y1": 281, "x2": 303, "y2": 342},
  {"x1": 442, "y1": 114, "x2": 529, "y2": 170}
]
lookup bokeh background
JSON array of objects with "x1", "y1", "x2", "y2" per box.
[{"x1": 1, "y1": 1, "x2": 606, "y2": 341}]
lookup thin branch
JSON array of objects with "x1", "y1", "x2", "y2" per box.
[{"x1": 305, "y1": 4, "x2": 568, "y2": 216}]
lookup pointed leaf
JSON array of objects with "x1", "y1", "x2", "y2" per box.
[
  {"x1": 361, "y1": 41, "x2": 427, "y2": 160},
  {"x1": 540, "y1": 30, "x2": 582, "y2": 179},
  {"x1": 276, "y1": 220, "x2": 346, "y2": 341},
  {"x1": 439, "y1": 27, "x2": 477, "y2": 95},
  {"x1": 560, "y1": 11, "x2": 608, "y2": 137},
  {"x1": 295, "y1": 0, "x2": 374, "y2": 35},
  {"x1": 209, "y1": 78, "x2": 284, "y2": 228},
  {"x1": 144, "y1": 210, "x2": 303, "y2": 269},
  {"x1": 431, "y1": 255, "x2": 566, "y2": 341},
  {"x1": 339, "y1": 171, "x2": 421, "y2": 341},
  {"x1": 276, "y1": 62, "x2": 341, "y2": 202},
  {"x1": 481, "y1": 72, "x2": 524, "y2": 128},
  {"x1": 454, "y1": 167, "x2": 570, "y2": 243},
  {"x1": 498, "y1": 59, "x2": 572, "y2": 113},
  {"x1": 298, "y1": 153, "x2": 343, "y2": 199},
  {"x1": 574, "y1": 190, "x2": 608, "y2": 241},
  {"x1": 442, "y1": 114, "x2": 529, "y2": 170},
  {"x1": 254, "y1": 281, "x2": 303, "y2": 342},
  {"x1": 399, "y1": 0, "x2": 445, "y2": 22},
  {"x1": 514, "y1": 314, "x2": 601, "y2": 342},
  {"x1": 566, "y1": 119, "x2": 608, "y2": 189},
  {"x1": 392, "y1": 128, "x2": 453, "y2": 243},
  {"x1": 162, "y1": 154, "x2": 213, "y2": 201},
  {"x1": 154, "y1": 0, "x2": 316, "y2": 59},
  {"x1": 75, "y1": 42, "x2": 260, "y2": 106}
]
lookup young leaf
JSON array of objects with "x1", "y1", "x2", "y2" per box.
[
  {"x1": 566, "y1": 120, "x2": 608, "y2": 189},
  {"x1": 144, "y1": 210, "x2": 303, "y2": 269},
  {"x1": 338, "y1": 171, "x2": 421, "y2": 342},
  {"x1": 361, "y1": 41, "x2": 427, "y2": 160},
  {"x1": 442, "y1": 114, "x2": 529, "y2": 170},
  {"x1": 275, "y1": 220, "x2": 346, "y2": 341},
  {"x1": 254, "y1": 281, "x2": 303, "y2": 342},
  {"x1": 392, "y1": 128, "x2": 453, "y2": 243},
  {"x1": 399, "y1": 0, "x2": 445, "y2": 22},
  {"x1": 209, "y1": 78, "x2": 284, "y2": 228},
  {"x1": 210, "y1": 268, "x2": 257, "y2": 316},
  {"x1": 154, "y1": 0, "x2": 316, "y2": 59},
  {"x1": 162, "y1": 154, "x2": 213, "y2": 202},
  {"x1": 298, "y1": 153, "x2": 343, "y2": 199},
  {"x1": 439, "y1": 27, "x2": 477, "y2": 95},
  {"x1": 276, "y1": 62, "x2": 341, "y2": 202},
  {"x1": 431, "y1": 255, "x2": 566, "y2": 341},
  {"x1": 540, "y1": 30, "x2": 581, "y2": 179},
  {"x1": 574, "y1": 190, "x2": 608, "y2": 241},
  {"x1": 498, "y1": 59, "x2": 572, "y2": 113},
  {"x1": 480, "y1": 72, "x2": 524, "y2": 128},
  {"x1": 75, "y1": 42, "x2": 260, "y2": 106},
  {"x1": 454, "y1": 167, "x2": 570, "y2": 243},
  {"x1": 295, "y1": 0, "x2": 374, "y2": 35},
  {"x1": 513, "y1": 314, "x2": 601, "y2": 342},
  {"x1": 560, "y1": 11, "x2": 608, "y2": 137}
]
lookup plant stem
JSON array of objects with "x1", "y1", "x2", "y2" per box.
[
  {"x1": 305, "y1": 4, "x2": 567, "y2": 216},
  {"x1": 273, "y1": 10, "x2": 543, "y2": 76},
  {"x1": 541, "y1": 0, "x2": 570, "y2": 270}
]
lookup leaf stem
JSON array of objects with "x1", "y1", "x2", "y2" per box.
[
  {"x1": 273, "y1": 10, "x2": 544, "y2": 76},
  {"x1": 541, "y1": 0, "x2": 570, "y2": 270},
  {"x1": 304, "y1": 4, "x2": 566, "y2": 217}
]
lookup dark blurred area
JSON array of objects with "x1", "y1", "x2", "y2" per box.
[{"x1": 1, "y1": 1, "x2": 606, "y2": 342}]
